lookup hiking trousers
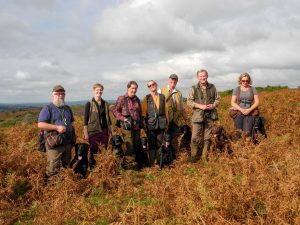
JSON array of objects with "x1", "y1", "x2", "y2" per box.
[
  {"x1": 46, "y1": 144, "x2": 72, "y2": 176},
  {"x1": 234, "y1": 114, "x2": 254, "y2": 137}
]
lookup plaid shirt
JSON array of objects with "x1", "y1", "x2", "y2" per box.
[{"x1": 113, "y1": 93, "x2": 142, "y2": 130}]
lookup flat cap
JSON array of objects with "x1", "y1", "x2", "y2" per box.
[{"x1": 52, "y1": 85, "x2": 65, "y2": 92}]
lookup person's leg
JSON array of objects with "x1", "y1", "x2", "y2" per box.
[
  {"x1": 168, "y1": 122, "x2": 179, "y2": 155},
  {"x1": 46, "y1": 144, "x2": 65, "y2": 176},
  {"x1": 88, "y1": 133, "x2": 101, "y2": 169},
  {"x1": 147, "y1": 130, "x2": 157, "y2": 167},
  {"x1": 190, "y1": 123, "x2": 203, "y2": 162},
  {"x1": 202, "y1": 119, "x2": 213, "y2": 162},
  {"x1": 61, "y1": 144, "x2": 72, "y2": 168},
  {"x1": 234, "y1": 114, "x2": 244, "y2": 139},
  {"x1": 244, "y1": 116, "x2": 254, "y2": 137},
  {"x1": 98, "y1": 128, "x2": 109, "y2": 150}
]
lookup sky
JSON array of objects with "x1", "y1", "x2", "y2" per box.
[{"x1": 0, "y1": 0, "x2": 300, "y2": 103}]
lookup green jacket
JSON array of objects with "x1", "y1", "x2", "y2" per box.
[{"x1": 187, "y1": 82, "x2": 219, "y2": 123}]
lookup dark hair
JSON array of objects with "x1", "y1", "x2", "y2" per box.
[{"x1": 127, "y1": 81, "x2": 138, "y2": 89}]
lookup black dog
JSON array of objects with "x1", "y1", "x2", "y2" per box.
[
  {"x1": 179, "y1": 124, "x2": 192, "y2": 149},
  {"x1": 158, "y1": 133, "x2": 174, "y2": 169},
  {"x1": 252, "y1": 116, "x2": 267, "y2": 144},
  {"x1": 211, "y1": 125, "x2": 233, "y2": 154},
  {"x1": 109, "y1": 134, "x2": 124, "y2": 158},
  {"x1": 70, "y1": 143, "x2": 89, "y2": 178},
  {"x1": 135, "y1": 137, "x2": 149, "y2": 169}
]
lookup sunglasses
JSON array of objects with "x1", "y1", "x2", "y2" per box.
[
  {"x1": 147, "y1": 83, "x2": 156, "y2": 88},
  {"x1": 241, "y1": 80, "x2": 249, "y2": 83}
]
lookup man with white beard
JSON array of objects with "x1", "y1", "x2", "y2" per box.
[{"x1": 38, "y1": 85, "x2": 75, "y2": 182}]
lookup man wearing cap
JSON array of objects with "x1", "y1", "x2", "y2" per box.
[
  {"x1": 158, "y1": 74, "x2": 188, "y2": 156},
  {"x1": 38, "y1": 85, "x2": 75, "y2": 182},
  {"x1": 187, "y1": 69, "x2": 220, "y2": 163}
]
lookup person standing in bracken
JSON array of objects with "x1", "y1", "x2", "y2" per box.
[
  {"x1": 38, "y1": 85, "x2": 75, "y2": 182},
  {"x1": 83, "y1": 83, "x2": 112, "y2": 169},
  {"x1": 112, "y1": 81, "x2": 143, "y2": 169},
  {"x1": 158, "y1": 74, "x2": 188, "y2": 158},
  {"x1": 142, "y1": 80, "x2": 169, "y2": 167},
  {"x1": 187, "y1": 69, "x2": 220, "y2": 163}
]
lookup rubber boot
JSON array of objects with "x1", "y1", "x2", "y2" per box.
[
  {"x1": 189, "y1": 144, "x2": 199, "y2": 163},
  {"x1": 201, "y1": 141, "x2": 210, "y2": 163}
]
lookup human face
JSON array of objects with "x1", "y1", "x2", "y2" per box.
[
  {"x1": 168, "y1": 78, "x2": 178, "y2": 90},
  {"x1": 52, "y1": 91, "x2": 65, "y2": 107},
  {"x1": 147, "y1": 81, "x2": 157, "y2": 92},
  {"x1": 197, "y1": 72, "x2": 208, "y2": 86},
  {"x1": 127, "y1": 84, "x2": 138, "y2": 97},
  {"x1": 241, "y1": 76, "x2": 249, "y2": 87},
  {"x1": 94, "y1": 87, "x2": 103, "y2": 99}
]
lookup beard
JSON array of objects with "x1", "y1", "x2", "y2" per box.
[{"x1": 53, "y1": 98, "x2": 65, "y2": 107}]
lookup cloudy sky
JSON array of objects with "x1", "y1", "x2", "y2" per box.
[{"x1": 0, "y1": 0, "x2": 299, "y2": 103}]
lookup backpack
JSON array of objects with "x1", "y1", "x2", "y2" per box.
[{"x1": 38, "y1": 105, "x2": 75, "y2": 152}]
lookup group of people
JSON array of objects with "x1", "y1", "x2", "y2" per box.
[{"x1": 38, "y1": 70, "x2": 259, "y2": 179}]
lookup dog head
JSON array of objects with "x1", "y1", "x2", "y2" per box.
[
  {"x1": 180, "y1": 124, "x2": 191, "y2": 135},
  {"x1": 75, "y1": 143, "x2": 89, "y2": 160},
  {"x1": 163, "y1": 133, "x2": 172, "y2": 147},
  {"x1": 253, "y1": 117, "x2": 265, "y2": 130},
  {"x1": 110, "y1": 134, "x2": 123, "y2": 147},
  {"x1": 212, "y1": 125, "x2": 228, "y2": 141}
]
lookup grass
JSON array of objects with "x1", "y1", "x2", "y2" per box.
[{"x1": 0, "y1": 88, "x2": 300, "y2": 224}]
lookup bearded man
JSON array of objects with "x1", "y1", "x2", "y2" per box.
[{"x1": 38, "y1": 85, "x2": 75, "y2": 181}]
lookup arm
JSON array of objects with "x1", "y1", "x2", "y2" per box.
[
  {"x1": 38, "y1": 122, "x2": 66, "y2": 134},
  {"x1": 244, "y1": 95, "x2": 259, "y2": 115},
  {"x1": 141, "y1": 96, "x2": 148, "y2": 118},
  {"x1": 187, "y1": 87, "x2": 209, "y2": 110},
  {"x1": 207, "y1": 86, "x2": 220, "y2": 110},
  {"x1": 231, "y1": 95, "x2": 244, "y2": 112},
  {"x1": 112, "y1": 96, "x2": 125, "y2": 121},
  {"x1": 83, "y1": 102, "x2": 90, "y2": 140}
]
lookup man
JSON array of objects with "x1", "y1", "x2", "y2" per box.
[
  {"x1": 187, "y1": 69, "x2": 220, "y2": 162},
  {"x1": 112, "y1": 81, "x2": 142, "y2": 168},
  {"x1": 142, "y1": 80, "x2": 169, "y2": 166},
  {"x1": 38, "y1": 85, "x2": 75, "y2": 181},
  {"x1": 158, "y1": 74, "x2": 187, "y2": 155}
]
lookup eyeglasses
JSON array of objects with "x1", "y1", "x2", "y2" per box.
[
  {"x1": 53, "y1": 92, "x2": 65, "y2": 96},
  {"x1": 241, "y1": 80, "x2": 249, "y2": 83},
  {"x1": 147, "y1": 83, "x2": 156, "y2": 88}
]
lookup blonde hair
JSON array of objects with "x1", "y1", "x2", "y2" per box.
[
  {"x1": 147, "y1": 80, "x2": 156, "y2": 86},
  {"x1": 196, "y1": 69, "x2": 208, "y2": 76},
  {"x1": 92, "y1": 83, "x2": 104, "y2": 90},
  {"x1": 238, "y1": 73, "x2": 253, "y2": 85}
]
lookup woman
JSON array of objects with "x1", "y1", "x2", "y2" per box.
[
  {"x1": 142, "y1": 80, "x2": 169, "y2": 166},
  {"x1": 231, "y1": 73, "x2": 259, "y2": 139},
  {"x1": 84, "y1": 83, "x2": 111, "y2": 169},
  {"x1": 112, "y1": 81, "x2": 143, "y2": 168}
]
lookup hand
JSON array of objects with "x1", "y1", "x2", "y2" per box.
[
  {"x1": 198, "y1": 104, "x2": 208, "y2": 110},
  {"x1": 84, "y1": 133, "x2": 89, "y2": 141},
  {"x1": 56, "y1": 125, "x2": 66, "y2": 134},
  {"x1": 242, "y1": 108, "x2": 251, "y2": 115},
  {"x1": 206, "y1": 104, "x2": 215, "y2": 110}
]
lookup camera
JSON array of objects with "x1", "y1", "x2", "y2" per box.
[{"x1": 122, "y1": 117, "x2": 132, "y2": 130}]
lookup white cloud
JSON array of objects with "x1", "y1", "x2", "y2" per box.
[{"x1": 14, "y1": 70, "x2": 32, "y2": 80}]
